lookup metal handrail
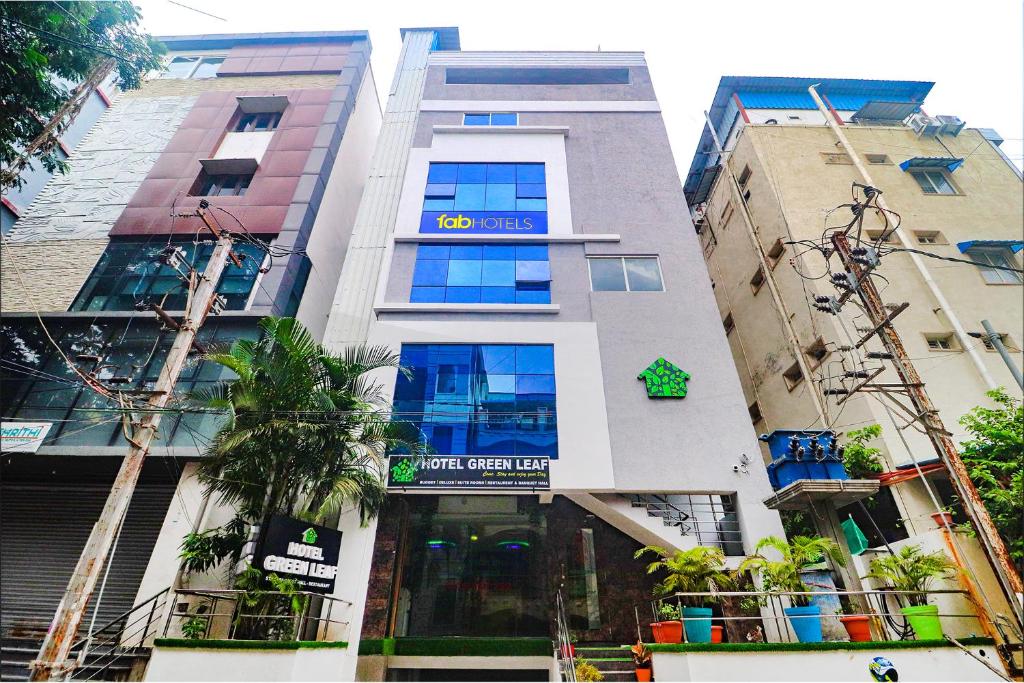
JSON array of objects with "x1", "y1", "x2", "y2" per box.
[
  {"x1": 70, "y1": 587, "x2": 170, "y2": 651},
  {"x1": 554, "y1": 590, "x2": 577, "y2": 682},
  {"x1": 637, "y1": 587, "x2": 989, "y2": 646}
]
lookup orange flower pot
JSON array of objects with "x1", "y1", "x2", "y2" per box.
[
  {"x1": 650, "y1": 620, "x2": 683, "y2": 644},
  {"x1": 636, "y1": 667, "x2": 652, "y2": 682},
  {"x1": 711, "y1": 625, "x2": 723, "y2": 643},
  {"x1": 840, "y1": 615, "x2": 872, "y2": 642}
]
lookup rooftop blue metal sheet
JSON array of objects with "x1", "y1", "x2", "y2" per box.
[
  {"x1": 957, "y1": 240, "x2": 1024, "y2": 254},
  {"x1": 684, "y1": 76, "x2": 935, "y2": 200},
  {"x1": 157, "y1": 30, "x2": 369, "y2": 51}
]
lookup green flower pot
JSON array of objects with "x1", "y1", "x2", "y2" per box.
[{"x1": 901, "y1": 604, "x2": 943, "y2": 640}]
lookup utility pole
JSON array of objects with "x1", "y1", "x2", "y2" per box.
[
  {"x1": 30, "y1": 202, "x2": 235, "y2": 681},
  {"x1": 977, "y1": 320, "x2": 1024, "y2": 391},
  {"x1": 830, "y1": 229, "x2": 1023, "y2": 629}
]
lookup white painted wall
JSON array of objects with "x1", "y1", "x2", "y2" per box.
[
  {"x1": 651, "y1": 645, "x2": 1006, "y2": 682},
  {"x1": 367, "y1": 320, "x2": 615, "y2": 491},
  {"x1": 328, "y1": 505, "x2": 380, "y2": 681},
  {"x1": 393, "y1": 131, "x2": 573, "y2": 237},
  {"x1": 214, "y1": 131, "x2": 274, "y2": 164},
  {"x1": 145, "y1": 645, "x2": 349, "y2": 681}
]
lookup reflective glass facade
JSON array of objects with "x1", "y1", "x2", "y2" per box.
[
  {"x1": 392, "y1": 344, "x2": 557, "y2": 458},
  {"x1": 423, "y1": 163, "x2": 546, "y2": 212},
  {"x1": 71, "y1": 240, "x2": 265, "y2": 312},
  {"x1": 411, "y1": 244, "x2": 551, "y2": 304}
]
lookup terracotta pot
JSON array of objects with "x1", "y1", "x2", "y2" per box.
[
  {"x1": 839, "y1": 615, "x2": 872, "y2": 642},
  {"x1": 636, "y1": 667, "x2": 652, "y2": 682},
  {"x1": 650, "y1": 620, "x2": 683, "y2": 644},
  {"x1": 560, "y1": 644, "x2": 575, "y2": 659},
  {"x1": 931, "y1": 511, "x2": 955, "y2": 529},
  {"x1": 710, "y1": 625, "x2": 723, "y2": 643}
]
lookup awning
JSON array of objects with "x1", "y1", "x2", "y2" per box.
[
  {"x1": 899, "y1": 156, "x2": 964, "y2": 173},
  {"x1": 957, "y1": 240, "x2": 1024, "y2": 254},
  {"x1": 689, "y1": 164, "x2": 721, "y2": 204},
  {"x1": 850, "y1": 100, "x2": 921, "y2": 122}
]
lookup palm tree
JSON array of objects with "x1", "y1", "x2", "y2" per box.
[
  {"x1": 634, "y1": 545, "x2": 735, "y2": 607},
  {"x1": 863, "y1": 545, "x2": 957, "y2": 607},
  {"x1": 179, "y1": 316, "x2": 424, "y2": 574},
  {"x1": 739, "y1": 536, "x2": 845, "y2": 606}
]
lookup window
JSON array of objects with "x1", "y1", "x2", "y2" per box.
[
  {"x1": 193, "y1": 173, "x2": 252, "y2": 197},
  {"x1": 911, "y1": 169, "x2": 957, "y2": 195},
  {"x1": 463, "y1": 113, "x2": 518, "y2": 126},
  {"x1": 235, "y1": 112, "x2": 281, "y2": 132},
  {"x1": 766, "y1": 238, "x2": 785, "y2": 269},
  {"x1": 822, "y1": 152, "x2": 853, "y2": 165},
  {"x1": 866, "y1": 230, "x2": 898, "y2": 245},
  {"x1": 737, "y1": 165, "x2": 752, "y2": 188},
  {"x1": 966, "y1": 248, "x2": 1023, "y2": 285},
  {"x1": 748, "y1": 401, "x2": 763, "y2": 425},
  {"x1": 70, "y1": 240, "x2": 266, "y2": 312},
  {"x1": 914, "y1": 230, "x2": 945, "y2": 245},
  {"x1": 866, "y1": 154, "x2": 891, "y2": 165},
  {"x1": 587, "y1": 257, "x2": 663, "y2": 292},
  {"x1": 391, "y1": 344, "x2": 557, "y2": 458},
  {"x1": 782, "y1": 361, "x2": 804, "y2": 391},
  {"x1": 750, "y1": 266, "x2": 765, "y2": 294},
  {"x1": 805, "y1": 337, "x2": 830, "y2": 369},
  {"x1": 925, "y1": 334, "x2": 954, "y2": 351},
  {"x1": 159, "y1": 55, "x2": 225, "y2": 79},
  {"x1": 719, "y1": 202, "x2": 734, "y2": 230},
  {"x1": 981, "y1": 333, "x2": 1018, "y2": 352},
  {"x1": 411, "y1": 244, "x2": 551, "y2": 304},
  {"x1": 723, "y1": 313, "x2": 735, "y2": 335},
  {"x1": 422, "y1": 162, "x2": 546, "y2": 213}
]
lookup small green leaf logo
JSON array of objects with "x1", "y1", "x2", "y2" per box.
[
  {"x1": 302, "y1": 527, "x2": 318, "y2": 544},
  {"x1": 390, "y1": 459, "x2": 417, "y2": 484}
]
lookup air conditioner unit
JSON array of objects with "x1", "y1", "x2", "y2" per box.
[
  {"x1": 935, "y1": 115, "x2": 966, "y2": 136},
  {"x1": 909, "y1": 112, "x2": 941, "y2": 138}
]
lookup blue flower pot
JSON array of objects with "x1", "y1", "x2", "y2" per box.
[
  {"x1": 682, "y1": 606, "x2": 714, "y2": 643},
  {"x1": 784, "y1": 605, "x2": 823, "y2": 643}
]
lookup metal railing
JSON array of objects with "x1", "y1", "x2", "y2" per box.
[
  {"x1": 66, "y1": 587, "x2": 170, "y2": 681},
  {"x1": 637, "y1": 588, "x2": 989, "y2": 645},
  {"x1": 162, "y1": 589, "x2": 352, "y2": 643},
  {"x1": 554, "y1": 590, "x2": 577, "y2": 682}
]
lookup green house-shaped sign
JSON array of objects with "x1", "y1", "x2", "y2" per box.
[
  {"x1": 302, "y1": 527, "x2": 318, "y2": 544},
  {"x1": 638, "y1": 358, "x2": 691, "y2": 398}
]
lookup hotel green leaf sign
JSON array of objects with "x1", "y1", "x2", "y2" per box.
[{"x1": 638, "y1": 358, "x2": 691, "y2": 398}]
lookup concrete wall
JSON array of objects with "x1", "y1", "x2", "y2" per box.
[
  {"x1": 650, "y1": 645, "x2": 1007, "y2": 681},
  {"x1": 145, "y1": 644, "x2": 350, "y2": 681}
]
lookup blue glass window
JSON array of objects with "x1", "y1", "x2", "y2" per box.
[
  {"x1": 392, "y1": 344, "x2": 557, "y2": 458},
  {"x1": 410, "y1": 243, "x2": 550, "y2": 304},
  {"x1": 462, "y1": 113, "x2": 518, "y2": 126},
  {"x1": 423, "y1": 163, "x2": 545, "y2": 211}
]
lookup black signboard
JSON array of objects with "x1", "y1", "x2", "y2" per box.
[
  {"x1": 387, "y1": 455, "x2": 551, "y2": 490},
  {"x1": 255, "y1": 515, "x2": 342, "y2": 594}
]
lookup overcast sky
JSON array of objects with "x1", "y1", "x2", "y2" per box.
[{"x1": 134, "y1": 0, "x2": 1024, "y2": 177}]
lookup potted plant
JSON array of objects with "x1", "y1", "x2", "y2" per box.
[
  {"x1": 837, "y1": 600, "x2": 872, "y2": 642},
  {"x1": 574, "y1": 657, "x2": 604, "y2": 682},
  {"x1": 864, "y1": 544, "x2": 956, "y2": 640},
  {"x1": 631, "y1": 640, "x2": 653, "y2": 682},
  {"x1": 648, "y1": 602, "x2": 683, "y2": 644},
  {"x1": 739, "y1": 535, "x2": 845, "y2": 643},
  {"x1": 635, "y1": 545, "x2": 735, "y2": 644},
  {"x1": 930, "y1": 507, "x2": 956, "y2": 529}
]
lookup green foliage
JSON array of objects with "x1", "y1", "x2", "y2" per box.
[
  {"x1": 657, "y1": 602, "x2": 681, "y2": 620},
  {"x1": 739, "y1": 536, "x2": 845, "y2": 607},
  {"x1": 574, "y1": 658, "x2": 604, "y2": 682},
  {"x1": 780, "y1": 509, "x2": 817, "y2": 538},
  {"x1": 863, "y1": 544, "x2": 957, "y2": 607},
  {"x1": 841, "y1": 424, "x2": 885, "y2": 479},
  {"x1": 231, "y1": 566, "x2": 308, "y2": 640},
  {"x1": 181, "y1": 616, "x2": 208, "y2": 640},
  {"x1": 181, "y1": 317, "x2": 427, "y2": 572},
  {"x1": 0, "y1": 2, "x2": 164, "y2": 189},
  {"x1": 959, "y1": 388, "x2": 1024, "y2": 563},
  {"x1": 634, "y1": 545, "x2": 735, "y2": 606}
]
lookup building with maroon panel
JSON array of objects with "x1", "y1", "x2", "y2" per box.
[{"x1": 0, "y1": 31, "x2": 380, "y2": 679}]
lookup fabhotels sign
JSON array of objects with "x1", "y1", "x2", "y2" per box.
[
  {"x1": 1, "y1": 422, "x2": 52, "y2": 453},
  {"x1": 420, "y1": 211, "x2": 548, "y2": 235},
  {"x1": 256, "y1": 515, "x2": 342, "y2": 594}
]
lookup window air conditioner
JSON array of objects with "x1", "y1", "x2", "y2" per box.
[
  {"x1": 935, "y1": 115, "x2": 966, "y2": 136},
  {"x1": 909, "y1": 113, "x2": 941, "y2": 138}
]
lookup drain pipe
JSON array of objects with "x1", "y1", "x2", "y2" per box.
[{"x1": 807, "y1": 85, "x2": 998, "y2": 392}]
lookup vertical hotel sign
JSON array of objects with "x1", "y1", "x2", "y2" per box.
[{"x1": 1, "y1": 422, "x2": 52, "y2": 453}]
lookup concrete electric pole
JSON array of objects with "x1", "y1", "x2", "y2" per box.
[{"x1": 30, "y1": 204, "x2": 235, "y2": 680}]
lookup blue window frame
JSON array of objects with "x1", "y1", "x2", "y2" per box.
[
  {"x1": 422, "y1": 163, "x2": 546, "y2": 213},
  {"x1": 392, "y1": 344, "x2": 557, "y2": 458},
  {"x1": 463, "y1": 112, "x2": 518, "y2": 126},
  {"x1": 411, "y1": 244, "x2": 551, "y2": 304}
]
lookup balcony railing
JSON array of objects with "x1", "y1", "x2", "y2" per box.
[
  {"x1": 162, "y1": 589, "x2": 352, "y2": 643},
  {"x1": 636, "y1": 588, "x2": 989, "y2": 645}
]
